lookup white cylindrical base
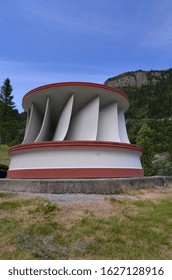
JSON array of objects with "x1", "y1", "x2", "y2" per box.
[{"x1": 8, "y1": 141, "x2": 144, "y2": 178}]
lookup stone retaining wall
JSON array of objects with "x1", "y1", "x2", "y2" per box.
[{"x1": 0, "y1": 176, "x2": 172, "y2": 194}]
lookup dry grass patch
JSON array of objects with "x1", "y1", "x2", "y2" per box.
[
  {"x1": 126, "y1": 185, "x2": 172, "y2": 200},
  {"x1": 58, "y1": 199, "x2": 114, "y2": 227},
  {"x1": 0, "y1": 185, "x2": 172, "y2": 260}
]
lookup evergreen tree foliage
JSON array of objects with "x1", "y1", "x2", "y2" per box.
[
  {"x1": 0, "y1": 78, "x2": 15, "y2": 109},
  {"x1": 0, "y1": 78, "x2": 24, "y2": 145},
  {"x1": 136, "y1": 123, "x2": 154, "y2": 176}
]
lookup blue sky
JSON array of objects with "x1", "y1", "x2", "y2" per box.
[{"x1": 1, "y1": 0, "x2": 172, "y2": 112}]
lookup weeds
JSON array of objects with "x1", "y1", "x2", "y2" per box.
[{"x1": 28, "y1": 201, "x2": 60, "y2": 215}]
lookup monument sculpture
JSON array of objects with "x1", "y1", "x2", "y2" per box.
[{"x1": 8, "y1": 82, "x2": 144, "y2": 178}]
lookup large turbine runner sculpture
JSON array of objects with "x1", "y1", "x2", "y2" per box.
[{"x1": 8, "y1": 82, "x2": 144, "y2": 178}]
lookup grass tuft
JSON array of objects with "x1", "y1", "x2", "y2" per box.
[
  {"x1": 0, "y1": 200, "x2": 22, "y2": 210},
  {"x1": 0, "y1": 193, "x2": 15, "y2": 198},
  {"x1": 28, "y1": 202, "x2": 59, "y2": 215},
  {"x1": 110, "y1": 197, "x2": 125, "y2": 204}
]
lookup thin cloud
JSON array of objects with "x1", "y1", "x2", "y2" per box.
[{"x1": 16, "y1": 0, "x2": 133, "y2": 37}]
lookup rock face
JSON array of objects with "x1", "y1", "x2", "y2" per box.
[{"x1": 104, "y1": 70, "x2": 168, "y2": 88}]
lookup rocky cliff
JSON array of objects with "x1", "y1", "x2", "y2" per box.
[{"x1": 104, "y1": 70, "x2": 169, "y2": 88}]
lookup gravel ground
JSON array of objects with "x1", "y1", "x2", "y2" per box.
[
  {"x1": 0, "y1": 190, "x2": 131, "y2": 204},
  {"x1": 38, "y1": 193, "x2": 108, "y2": 204},
  {"x1": 0, "y1": 185, "x2": 171, "y2": 205}
]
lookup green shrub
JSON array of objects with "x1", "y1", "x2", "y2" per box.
[
  {"x1": 151, "y1": 159, "x2": 172, "y2": 176},
  {"x1": 0, "y1": 163, "x2": 9, "y2": 170}
]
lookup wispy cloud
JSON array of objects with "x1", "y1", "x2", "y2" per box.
[
  {"x1": 16, "y1": 0, "x2": 134, "y2": 37},
  {"x1": 18, "y1": 0, "x2": 172, "y2": 48}
]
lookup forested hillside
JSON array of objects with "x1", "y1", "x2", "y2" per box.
[{"x1": 105, "y1": 69, "x2": 172, "y2": 175}]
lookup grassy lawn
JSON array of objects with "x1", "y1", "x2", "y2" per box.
[
  {"x1": 0, "y1": 186, "x2": 172, "y2": 260},
  {"x1": 0, "y1": 145, "x2": 9, "y2": 166}
]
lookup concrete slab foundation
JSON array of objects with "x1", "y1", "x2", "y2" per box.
[{"x1": 0, "y1": 176, "x2": 172, "y2": 194}]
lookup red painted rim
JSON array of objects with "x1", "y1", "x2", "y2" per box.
[
  {"x1": 8, "y1": 168, "x2": 144, "y2": 179},
  {"x1": 9, "y1": 141, "x2": 142, "y2": 154},
  {"x1": 23, "y1": 82, "x2": 128, "y2": 101}
]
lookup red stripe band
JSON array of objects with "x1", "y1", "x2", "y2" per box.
[
  {"x1": 9, "y1": 141, "x2": 142, "y2": 154},
  {"x1": 8, "y1": 168, "x2": 144, "y2": 179}
]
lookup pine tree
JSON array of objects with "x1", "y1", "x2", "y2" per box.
[
  {"x1": 0, "y1": 78, "x2": 16, "y2": 144},
  {"x1": 0, "y1": 78, "x2": 15, "y2": 109}
]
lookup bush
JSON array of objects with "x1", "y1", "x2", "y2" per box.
[
  {"x1": 151, "y1": 159, "x2": 172, "y2": 176},
  {"x1": 0, "y1": 163, "x2": 9, "y2": 170}
]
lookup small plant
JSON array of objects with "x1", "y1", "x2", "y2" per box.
[
  {"x1": 0, "y1": 163, "x2": 9, "y2": 170},
  {"x1": 28, "y1": 202, "x2": 59, "y2": 215},
  {"x1": 110, "y1": 197, "x2": 125, "y2": 204}
]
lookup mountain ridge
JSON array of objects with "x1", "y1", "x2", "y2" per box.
[{"x1": 104, "y1": 69, "x2": 171, "y2": 89}]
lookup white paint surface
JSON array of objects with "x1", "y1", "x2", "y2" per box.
[
  {"x1": 97, "y1": 103, "x2": 120, "y2": 142},
  {"x1": 66, "y1": 96, "x2": 99, "y2": 140},
  {"x1": 118, "y1": 109, "x2": 130, "y2": 143},
  {"x1": 35, "y1": 98, "x2": 52, "y2": 142},
  {"x1": 22, "y1": 103, "x2": 43, "y2": 143},
  {"x1": 9, "y1": 148, "x2": 142, "y2": 170},
  {"x1": 53, "y1": 94, "x2": 74, "y2": 140}
]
